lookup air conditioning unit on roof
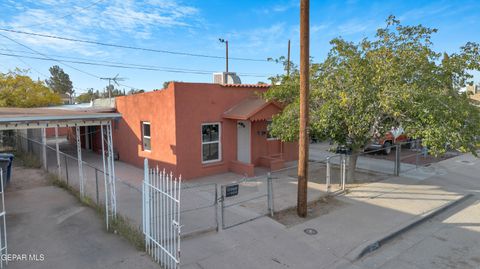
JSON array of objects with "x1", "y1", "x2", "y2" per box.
[{"x1": 213, "y1": 72, "x2": 241, "y2": 85}]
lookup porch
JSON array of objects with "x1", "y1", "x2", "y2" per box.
[{"x1": 223, "y1": 97, "x2": 298, "y2": 176}]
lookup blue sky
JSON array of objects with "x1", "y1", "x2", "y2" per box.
[{"x1": 0, "y1": 0, "x2": 479, "y2": 94}]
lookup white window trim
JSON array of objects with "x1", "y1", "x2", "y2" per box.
[
  {"x1": 142, "y1": 121, "x2": 151, "y2": 152},
  {"x1": 201, "y1": 122, "x2": 222, "y2": 164}
]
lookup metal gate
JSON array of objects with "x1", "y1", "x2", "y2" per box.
[
  {"x1": 220, "y1": 174, "x2": 273, "y2": 230},
  {"x1": 0, "y1": 170, "x2": 7, "y2": 268},
  {"x1": 143, "y1": 159, "x2": 182, "y2": 269}
]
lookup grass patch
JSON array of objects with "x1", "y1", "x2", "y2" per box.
[
  {"x1": 15, "y1": 150, "x2": 42, "y2": 169},
  {"x1": 110, "y1": 214, "x2": 145, "y2": 250},
  {"x1": 46, "y1": 173, "x2": 145, "y2": 251}
]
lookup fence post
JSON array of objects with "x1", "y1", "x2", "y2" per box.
[
  {"x1": 95, "y1": 169, "x2": 99, "y2": 205},
  {"x1": 267, "y1": 173, "x2": 274, "y2": 217},
  {"x1": 326, "y1": 157, "x2": 331, "y2": 193},
  {"x1": 64, "y1": 155, "x2": 69, "y2": 185},
  {"x1": 394, "y1": 144, "x2": 401, "y2": 176},
  {"x1": 143, "y1": 158, "x2": 150, "y2": 248},
  {"x1": 339, "y1": 155, "x2": 345, "y2": 187},
  {"x1": 41, "y1": 128, "x2": 47, "y2": 171},
  {"x1": 220, "y1": 185, "x2": 225, "y2": 230},
  {"x1": 55, "y1": 126, "x2": 61, "y2": 179},
  {"x1": 214, "y1": 184, "x2": 219, "y2": 232},
  {"x1": 341, "y1": 157, "x2": 346, "y2": 191},
  {"x1": 416, "y1": 148, "x2": 419, "y2": 169}
]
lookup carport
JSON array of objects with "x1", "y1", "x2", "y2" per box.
[{"x1": 0, "y1": 107, "x2": 121, "y2": 265}]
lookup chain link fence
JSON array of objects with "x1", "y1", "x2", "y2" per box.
[{"x1": 7, "y1": 131, "x2": 219, "y2": 238}]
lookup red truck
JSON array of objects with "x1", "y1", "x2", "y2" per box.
[{"x1": 367, "y1": 127, "x2": 410, "y2": 155}]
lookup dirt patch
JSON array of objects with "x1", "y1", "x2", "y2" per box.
[{"x1": 271, "y1": 196, "x2": 347, "y2": 227}]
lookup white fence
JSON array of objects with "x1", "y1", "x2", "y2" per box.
[
  {"x1": 0, "y1": 170, "x2": 7, "y2": 268},
  {"x1": 143, "y1": 159, "x2": 182, "y2": 269}
]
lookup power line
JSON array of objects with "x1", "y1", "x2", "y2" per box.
[
  {"x1": 0, "y1": 28, "x2": 270, "y2": 62},
  {"x1": 0, "y1": 44, "x2": 48, "y2": 78},
  {"x1": 15, "y1": 0, "x2": 107, "y2": 29},
  {"x1": 0, "y1": 47, "x2": 273, "y2": 75},
  {"x1": 0, "y1": 52, "x2": 273, "y2": 77},
  {"x1": 0, "y1": 31, "x2": 144, "y2": 94}
]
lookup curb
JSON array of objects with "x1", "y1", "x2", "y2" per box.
[{"x1": 346, "y1": 193, "x2": 474, "y2": 261}]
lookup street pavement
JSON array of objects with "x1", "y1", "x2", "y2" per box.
[
  {"x1": 341, "y1": 153, "x2": 480, "y2": 269},
  {"x1": 181, "y1": 165, "x2": 472, "y2": 269}
]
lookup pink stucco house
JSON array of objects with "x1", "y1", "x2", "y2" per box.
[{"x1": 112, "y1": 82, "x2": 298, "y2": 180}]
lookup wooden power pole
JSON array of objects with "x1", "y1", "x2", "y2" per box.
[{"x1": 297, "y1": 0, "x2": 310, "y2": 218}]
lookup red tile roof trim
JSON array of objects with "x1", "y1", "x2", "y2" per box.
[{"x1": 221, "y1": 84, "x2": 270, "y2": 88}]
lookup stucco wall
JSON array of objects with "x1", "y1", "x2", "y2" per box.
[
  {"x1": 173, "y1": 83, "x2": 265, "y2": 179},
  {"x1": 112, "y1": 82, "x2": 298, "y2": 180},
  {"x1": 114, "y1": 84, "x2": 177, "y2": 173}
]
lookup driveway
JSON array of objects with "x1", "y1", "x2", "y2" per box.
[{"x1": 5, "y1": 165, "x2": 159, "y2": 269}]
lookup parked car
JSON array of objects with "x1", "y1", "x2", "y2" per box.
[{"x1": 367, "y1": 127, "x2": 410, "y2": 155}]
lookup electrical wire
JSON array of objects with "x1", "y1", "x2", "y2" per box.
[
  {"x1": 0, "y1": 28, "x2": 270, "y2": 62},
  {"x1": 0, "y1": 52, "x2": 274, "y2": 77},
  {"x1": 0, "y1": 44, "x2": 49, "y2": 78},
  {"x1": 0, "y1": 32, "x2": 102, "y2": 79},
  {"x1": 0, "y1": 47, "x2": 274, "y2": 76}
]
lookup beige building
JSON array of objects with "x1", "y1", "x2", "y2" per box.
[{"x1": 467, "y1": 84, "x2": 480, "y2": 102}]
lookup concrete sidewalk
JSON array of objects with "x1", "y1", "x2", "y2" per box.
[{"x1": 180, "y1": 175, "x2": 465, "y2": 269}]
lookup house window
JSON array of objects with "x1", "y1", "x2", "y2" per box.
[
  {"x1": 266, "y1": 120, "x2": 278, "y2": 140},
  {"x1": 201, "y1": 123, "x2": 221, "y2": 163},
  {"x1": 142, "y1": 122, "x2": 151, "y2": 151}
]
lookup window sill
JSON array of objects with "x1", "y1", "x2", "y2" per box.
[{"x1": 201, "y1": 161, "x2": 224, "y2": 168}]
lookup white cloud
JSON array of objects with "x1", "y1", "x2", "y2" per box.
[
  {"x1": 311, "y1": 23, "x2": 330, "y2": 34},
  {"x1": 257, "y1": 1, "x2": 299, "y2": 14},
  {"x1": 0, "y1": 0, "x2": 202, "y2": 56}
]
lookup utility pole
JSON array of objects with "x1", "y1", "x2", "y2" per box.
[
  {"x1": 297, "y1": 0, "x2": 310, "y2": 218},
  {"x1": 287, "y1": 39, "x2": 291, "y2": 76},
  {"x1": 219, "y1": 38, "x2": 229, "y2": 73}
]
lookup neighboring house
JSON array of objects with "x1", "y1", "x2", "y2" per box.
[
  {"x1": 112, "y1": 82, "x2": 298, "y2": 180},
  {"x1": 467, "y1": 84, "x2": 480, "y2": 102},
  {"x1": 59, "y1": 93, "x2": 73, "y2": 105}
]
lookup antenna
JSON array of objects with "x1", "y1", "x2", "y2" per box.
[{"x1": 100, "y1": 74, "x2": 126, "y2": 100}]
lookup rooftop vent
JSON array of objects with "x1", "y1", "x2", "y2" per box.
[{"x1": 213, "y1": 72, "x2": 241, "y2": 85}]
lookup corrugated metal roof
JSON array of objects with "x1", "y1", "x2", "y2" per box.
[{"x1": 0, "y1": 107, "x2": 121, "y2": 123}]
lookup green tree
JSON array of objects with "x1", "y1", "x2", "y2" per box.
[
  {"x1": 45, "y1": 65, "x2": 74, "y2": 97},
  {"x1": 0, "y1": 69, "x2": 62, "y2": 107},
  {"x1": 264, "y1": 16, "x2": 480, "y2": 180},
  {"x1": 102, "y1": 84, "x2": 126, "y2": 98},
  {"x1": 76, "y1": 88, "x2": 100, "y2": 103},
  {"x1": 127, "y1": 88, "x2": 145, "y2": 95}
]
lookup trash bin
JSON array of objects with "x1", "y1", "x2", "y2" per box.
[
  {"x1": 0, "y1": 153, "x2": 13, "y2": 182},
  {"x1": 0, "y1": 158, "x2": 9, "y2": 186}
]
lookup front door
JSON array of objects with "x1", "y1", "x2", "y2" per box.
[{"x1": 237, "y1": 120, "x2": 251, "y2": 163}]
